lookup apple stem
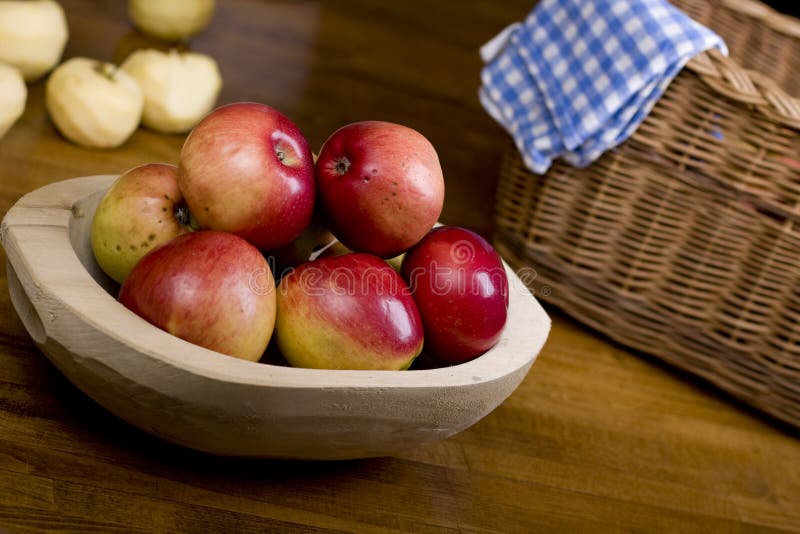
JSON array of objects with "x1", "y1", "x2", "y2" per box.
[
  {"x1": 94, "y1": 62, "x2": 117, "y2": 80},
  {"x1": 334, "y1": 157, "x2": 350, "y2": 175},
  {"x1": 308, "y1": 238, "x2": 339, "y2": 261}
]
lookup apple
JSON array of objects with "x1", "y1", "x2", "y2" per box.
[
  {"x1": 91, "y1": 163, "x2": 193, "y2": 284},
  {"x1": 316, "y1": 121, "x2": 445, "y2": 258},
  {"x1": 276, "y1": 253, "x2": 423, "y2": 370},
  {"x1": 46, "y1": 58, "x2": 144, "y2": 148},
  {"x1": 128, "y1": 0, "x2": 215, "y2": 42},
  {"x1": 121, "y1": 48, "x2": 222, "y2": 134},
  {"x1": 119, "y1": 231, "x2": 276, "y2": 362},
  {"x1": 401, "y1": 226, "x2": 508, "y2": 364},
  {"x1": 385, "y1": 253, "x2": 405, "y2": 272},
  {"x1": 178, "y1": 102, "x2": 316, "y2": 251},
  {"x1": 0, "y1": 63, "x2": 26, "y2": 139},
  {"x1": 0, "y1": 0, "x2": 68, "y2": 82}
]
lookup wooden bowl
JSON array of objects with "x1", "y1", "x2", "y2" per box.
[{"x1": 1, "y1": 175, "x2": 551, "y2": 459}]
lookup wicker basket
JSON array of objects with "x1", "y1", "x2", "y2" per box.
[{"x1": 493, "y1": 0, "x2": 800, "y2": 427}]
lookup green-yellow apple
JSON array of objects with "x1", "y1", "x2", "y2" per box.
[
  {"x1": 119, "y1": 231, "x2": 276, "y2": 362},
  {"x1": 316, "y1": 121, "x2": 445, "y2": 258},
  {"x1": 276, "y1": 253, "x2": 423, "y2": 370},
  {"x1": 91, "y1": 163, "x2": 193, "y2": 283}
]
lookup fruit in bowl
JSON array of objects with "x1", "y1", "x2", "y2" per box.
[
  {"x1": 316, "y1": 121, "x2": 445, "y2": 258},
  {"x1": 178, "y1": 102, "x2": 316, "y2": 251},
  {"x1": 82, "y1": 101, "x2": 516, "y2": 373},
  {"x1": 88, "y1": 102, "x2": 510, "y2": 370},
  {"x1": 119, "y1": 230, "x2": 276, "y2": 362},
  {"x1": 402, "y1": 226, "x2": 509, "y2": 365},
  {"x1": 91, "y1": 163, "x2": 193, "y2": 284},
  {"x1": 276, "y1": 253, "x2": 423, "y2": 370}
]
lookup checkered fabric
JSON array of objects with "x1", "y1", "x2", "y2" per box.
[{"x1": 480, "y1": 0, "x2": 727, "y2": 174}]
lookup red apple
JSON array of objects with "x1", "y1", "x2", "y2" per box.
[
  {"x1": 91, "y1": 163, "x2": 193, "y2": 284},
  {"x1": 119, "y1": 230, "x2": 277, "y2": 362},
  {"x1": 401, "y1": 226, "x2": 508, "y2": 364},
  {"x1": 276, "y1": 253, "x2": 423, "y2": 370},
  {"x1": 315, "y1": 121, "x2": 444, "y2": 258},
  {"x1": 178, "y1": 102, "x2": 315, "y2": 250}
]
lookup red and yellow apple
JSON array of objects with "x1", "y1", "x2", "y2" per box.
[
  {"x1": 316, "y1": 121, "x2": 444, "y2": 258},
  {"x1": 178, "y1": 102, "x2": 316, "y2": 251},
  {"x1": 276, "y1": 253, "x2": 423, "y2": 370},
  {"x1": 401, "y1": 226, "x2": 508, "y2": 364},
  {"x1": 91, "y1": 163, "x2": 193, "y2": 283},
  {"x1": 119, "y1": 231, "x2": 276, "y2": 361}
]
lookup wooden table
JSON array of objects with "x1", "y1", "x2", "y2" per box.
[{"x1": 1, "y1": 1, "x2": 799, "y2": 532}]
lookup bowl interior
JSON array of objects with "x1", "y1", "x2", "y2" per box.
[{"x1": 69, "y1": 189, "x2": 119, "y2": 296}]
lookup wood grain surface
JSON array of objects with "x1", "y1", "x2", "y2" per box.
[{"x1": 0, "y1": 0, "x2": 798, "y2": 532}]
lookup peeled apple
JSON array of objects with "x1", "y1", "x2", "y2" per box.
[
  {"x1": 0, "y1": 0, "x2": 69, "y2": 82},
  {"x1": 46, "y1": 58, "x2": 144, "y2": 149},
  {"x1": 0, "y1": 63, "x2": 26, "y2": 139},
  {"x1": 128, "y1": 0, "x2": 215, "y2": 42},
  {"x1": 121, "y1": 49, "x2": 222, "y2": 134}
]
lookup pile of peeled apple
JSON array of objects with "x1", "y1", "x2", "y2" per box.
[
  {"x1": 0, "y1": 0, "x2": 221, "y2": 145},
  {"x1": 92, "y1": 102, "x2": 510, "y2": 370}
]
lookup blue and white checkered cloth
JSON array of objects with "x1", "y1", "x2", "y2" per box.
[{"x1": 480, "y1": 0, "x2": 727, "y2": 174}]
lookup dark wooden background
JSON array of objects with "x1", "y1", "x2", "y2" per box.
[{"x1": 0, "y1": 1, "x2": 799, "y2": 532}]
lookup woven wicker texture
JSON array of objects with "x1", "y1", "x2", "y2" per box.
[{"x1": 494, "y1": 0, "x2": 800, "y2": 426}]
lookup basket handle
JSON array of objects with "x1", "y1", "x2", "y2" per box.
[
  {"x1": 721, "y1": 0, "x2": 800, "y2": 39},
  {"x1": 686, "y1": 49, "x2": 800, "y2": 129}
]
